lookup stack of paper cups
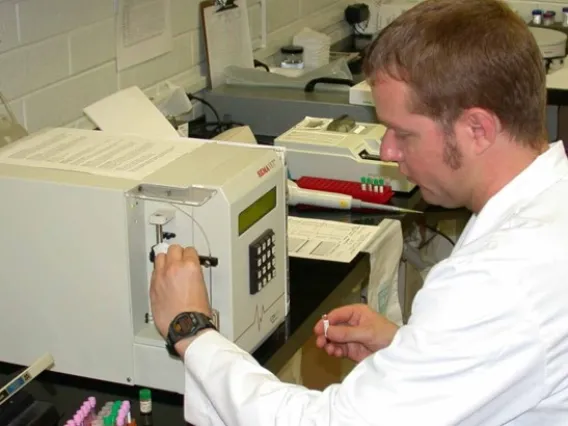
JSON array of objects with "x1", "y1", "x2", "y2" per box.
[{"x1": 293, "y1": 27, "x2": 331, "y2": 69}]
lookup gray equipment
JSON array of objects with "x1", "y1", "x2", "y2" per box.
[{"x1": 203, "y1": 84, "x2": 377, "y2": 138}]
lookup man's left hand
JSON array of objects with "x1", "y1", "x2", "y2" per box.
[{"x1": 150, "y1": 245, "x2": 212, "y2": 340}]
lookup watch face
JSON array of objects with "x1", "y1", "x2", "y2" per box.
[{"x1": 174, "y1": 314, "x2": 194, "y2": 335}]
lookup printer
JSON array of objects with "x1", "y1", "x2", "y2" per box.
[
  {"x1": 275, "y1": 116, "x2": 416, "y2": 193},
  {"x1": 349, "y1": 80, "x2": 374, "y2": 107},
  {"x1": 0, "y1": 128, "x2": 287, "y2": 394}
]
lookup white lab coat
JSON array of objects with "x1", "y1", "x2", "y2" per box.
[{"x1": 183, "y1": 142, "x2": 568, "y2": 425}]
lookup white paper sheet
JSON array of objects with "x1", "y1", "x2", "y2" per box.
[
  {"x1": 116, "y1": 0, "x2": 173, "y2": 71},
  {"x1": 83, "y1": 86, "x2": 180, "y2": 139},
  {"x1": 287, "y1": 216, "x2": 381, "y2": 263},
  {"x1": 0, "y1": 128, "x2": 195, "y2": 180}
]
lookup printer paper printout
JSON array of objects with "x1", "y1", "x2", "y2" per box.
[{"x1": 0, "y1": 128, "x2": 193, "y2": 180}]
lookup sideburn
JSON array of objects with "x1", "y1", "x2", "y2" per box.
[{"x1": 443, "y1": 136, "x2": 462, "y2": 170}]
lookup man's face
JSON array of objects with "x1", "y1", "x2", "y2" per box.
[{"x1": 372, "y1": 75, "x2": 467, "y2": 208}]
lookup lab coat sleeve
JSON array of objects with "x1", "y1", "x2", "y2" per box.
[{"x1": 183, "y1": 258, "x2": 547, "y2": 426}]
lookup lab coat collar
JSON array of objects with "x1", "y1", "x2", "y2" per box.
[{"x1": 456, "y1": 141, "x2": 568, "y2": 249}]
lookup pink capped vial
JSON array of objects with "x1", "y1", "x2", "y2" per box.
[
  {"x1": 122, "y1": 401, "x2": 132, "y2": 422},
  {"x1": 116, "y1": 415, "x2": 125, "y2": 426},
  {"x1": 73, "y1": 413, "x2": 82, "y2": 424},
  {"x1": 88, "y1": 396, "x2": 96, "y2": 408}
]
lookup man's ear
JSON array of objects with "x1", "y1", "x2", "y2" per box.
[{"x1": 456, "y1": 108, "x2": 500, "y2": 155}]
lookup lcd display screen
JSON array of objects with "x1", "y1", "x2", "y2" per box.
[{"x1": 238, "y1": 187, "x2": 277, "y2": 236}]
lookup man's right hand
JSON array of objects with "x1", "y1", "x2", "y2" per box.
[{"x1": 314, "y1": 304, "x2": 399, "y2": 363}]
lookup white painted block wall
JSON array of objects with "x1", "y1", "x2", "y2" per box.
[{"x1": 0, "y1": 0, "x2": 350, "y2": 133}]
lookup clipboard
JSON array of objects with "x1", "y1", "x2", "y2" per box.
[
  {"x1": 210, "y1": 0, "x2": 237, "y2": 12},
  {"x1": 200, "y1": 0, "x2": 255, "y2": 89}
]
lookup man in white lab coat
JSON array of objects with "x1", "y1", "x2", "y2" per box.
[{"x1": 149, "y1": 0, "x2": 568, "y2": 424}]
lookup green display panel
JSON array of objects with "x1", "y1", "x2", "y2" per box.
[{"x1": 238, "y1": 186, "x2": 277, "y2": 236}]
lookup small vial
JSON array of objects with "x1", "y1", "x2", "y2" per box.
[
  {"x1": 101, "y1": 402, "x2": 112, "y2": 417},
  {"x1": 360, "y1": 176, "x2": 366, "y2": 191},
  {"x1": 82, "y1": 404, "x2": 91, "y2": 422},
  {"x1": 543, "y1": 10, "x2": 555, "y2": 25},
  {"x1": 122, "y1": 401, "x2": 132, "y2": 423},
  {"x1": 532, "y1": 9, "x2": 543, "y2": 25},
  {"x1": 373, "y1": 178, "x2": 379, "y2": 193},
  {"x1": 378, "y1": 178, "x2": 385, "y2": 194},
  {"x1": 119, "y1": 406, "x2": 128, "y2": 423},
  {"x1": 74, "y1": 413, "x2": 83, "y2": 426},
  {"x1": 322, "y1": 314, "x2": 329, "y2": 338},
  {"x1": 139, "y1": 389, "x2": 153, "y2": 426},
  {"x1": 88, "y1": 397, "x2": 96, "y2": 419},
  {"x1": 280, "y1": 45, "x2": 304, "y2": 69}
]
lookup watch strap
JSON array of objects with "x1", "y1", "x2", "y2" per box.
[{"x1": 165, "y1": 312, "x2": 216, "y2": 357}]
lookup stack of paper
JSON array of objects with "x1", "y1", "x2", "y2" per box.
[{"x1": 293, "y1": 28, "x2": 331, "y2": 69}]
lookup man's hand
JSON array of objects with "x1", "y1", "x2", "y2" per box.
[
  {"x1": 150, "y1": 245, "x2": 212, "y2": 343},
  {"x1": 314, "y1": 304, "x2": 399, "y2": 363}
]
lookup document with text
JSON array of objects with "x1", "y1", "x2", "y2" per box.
[
  {"x1": 287, "y1": 216, "x2": 381, "y2": 263},
  {"x1": 0, "y1": 128, "x2": 197, "y2": 180}
]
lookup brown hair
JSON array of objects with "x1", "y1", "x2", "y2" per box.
[{"x1": 364, "y1": 0, "x2": 547, "y2": 147}]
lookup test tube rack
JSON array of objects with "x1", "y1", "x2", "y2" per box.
[
  {"x1": 64, "y1": 398, "x2": 135, "y2": 426},
  {"x1": 296, "y1": 176, "x2": 394, "y2": 205}
]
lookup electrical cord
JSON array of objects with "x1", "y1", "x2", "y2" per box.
[
  {"x1": 254, "y1": 59, "x2": 270, "y2": 72},
  {"x1": 185, "y1": 92, "x2": 245, "y2": 138},
  {"x1": 186, "y1": 117, "x2": 245, "y2": 139},
  {"x1": 187, "y1": 93, "x2": 220, "y2": 124}
]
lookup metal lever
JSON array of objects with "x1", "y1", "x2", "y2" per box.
[{"x1": 150, "y1": 242, "x2": 219, "y2": 268}]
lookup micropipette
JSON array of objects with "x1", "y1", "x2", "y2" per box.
[{"x1": 287, "y1": 180, "x2": 422, "y2": 214}]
